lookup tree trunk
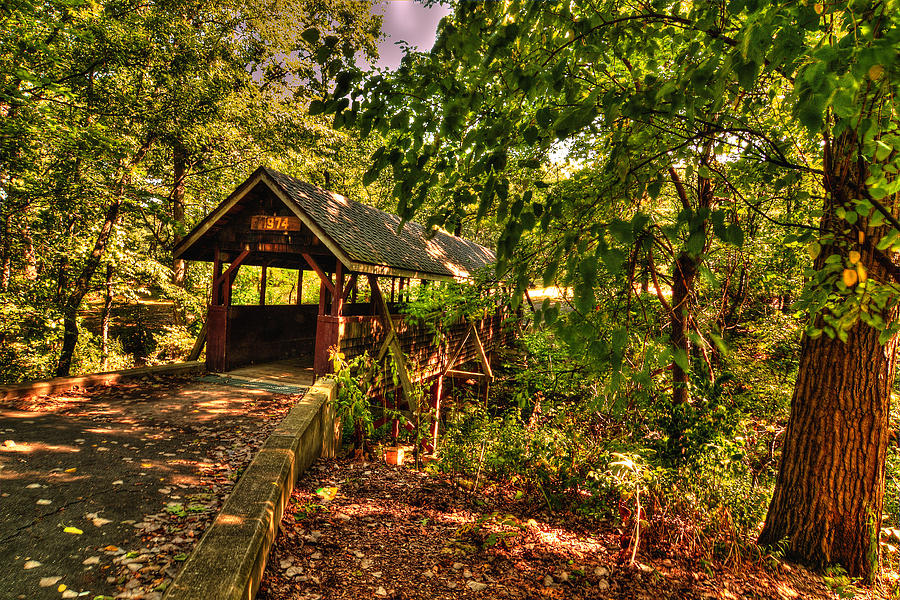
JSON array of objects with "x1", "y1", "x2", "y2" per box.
[
  {"x1": 0, "y1": 199, "x2": 9, "y2": 292},
  {"x1": 56, "y1": 142, "x2": 150, "y2": 376},
  {"x1": 22, "y1": 217, "x2": 36, "y2": 281},
  {"x1": 669, "y1": 251, "x2": 697, "y2": 406},
  {"x1": 56, "y1": 196, "x2": 123, "y2": 377},
  {"x1": 100, "y1": 263, "x2": 114, "y2": 371},
  {"x1": 759, "y1": 126, "x2": 898, "y2": 582},
  {"x1": 172, "y1": 143, "x2": 187, "y2": 287},
  {"x1": 759, "y1": 321, "x2": 897, "y2": 580}
]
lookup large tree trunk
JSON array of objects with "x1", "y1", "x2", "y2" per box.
[
  {"x1": 759, "y1": 321, "x2": 897, "y2": 580},
  {"x1": 759, "y1": 126, "x2": 898, "y2": 582}
]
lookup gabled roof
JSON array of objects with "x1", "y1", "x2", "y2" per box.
[{"x1": 173, "y1": 166, "x2": 496, "y2": 281}]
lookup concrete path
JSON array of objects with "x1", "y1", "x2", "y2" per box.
[{"x1": 0, "y1": 372, "x2": 306, "y2": 600}]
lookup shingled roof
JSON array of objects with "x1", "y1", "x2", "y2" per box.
[{"x1": 173, "y1": 166, "x2": 496, "y2": 281}]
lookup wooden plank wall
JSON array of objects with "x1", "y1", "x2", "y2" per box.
[
  {"x1": 224, "y1": 304, "x2": 319, "y2": 371},
  {"x1": 206, "y1": 306, "x2": 228, "y2": 372}
]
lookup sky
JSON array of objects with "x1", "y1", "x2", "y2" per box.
[{"x1": 370, "y1": 1, "x2": 453, "y2": 70}]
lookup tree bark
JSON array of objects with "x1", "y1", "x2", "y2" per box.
[
  {"x1": 759, "y1": 319, "x2": 897, "y2": 580},
  {"x1": 100, "y1": 263, "x2": 114, "y2": 371},
  {"x1": 0, "y1": 199, "x2": 9, "y2": 292},
  {"x1": 669, "y1": 251, "x2": 697, "y2": 406},
  {"x1": 172, "y1": 142, "x2": 187, "y2": 287},
  {"x1": 22, "y1": 216, "x2": 36, "y2": 281},
  {"x1": 759, "y1": 126, "x2": 898, "y2": 582}
]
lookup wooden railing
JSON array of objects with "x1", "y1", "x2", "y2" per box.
[{"x1": 313, "y1": 309, "x2": 512, "y2": 380}]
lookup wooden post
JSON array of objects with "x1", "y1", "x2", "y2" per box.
[
  {"x1": 214, "y1": 249, "x2": 250, "y2": 307},
  {"x1": 259, "y1": 263, "x2": 268, "y2": 305},
  {"x1": 319, "y1": 278, "x2": 327, "y2": 316},
  {"x1": 431, "y1": 376, "x2": 443, "y2": 451},
  {"x1": 390, "y1": 277, "x2": 396, "y2": 303},
  {"x1": 390, "y1": 392, "x2": 400, "y2": 442},
  {"x1": 297, "y1": 267, "x2": 303, "y2": 304},
  {"x1": 398, "y1": 277, "x2": 406, "y2": 302},
  {"x1": 224, "y1": 273, "x2": 232, "y2": 306},
  {"x1": 212, "y1": 246, "x2": 222, "y2": 305},
  {"x1": 332, "y1": 261, "x2": 344, "y2": 316}
]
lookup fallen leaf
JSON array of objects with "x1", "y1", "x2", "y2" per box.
[
  {"x1": 37, "y1": 499, "x2": 52, "y2": 505},
  {"x1": 316, "y1": 486, "x2": 338, "y2": 502},
  {"x1": 23, "y1": 560, "x2": 41, "y2": 569},
  {"x1": 65, "y1": 467, "x2": 76, "y2": 473},
  {"x1": 82, "y1": 556, "x2": 100, "y2": 565},
  {"x1": 26, "y1": 483, "x2": 42, "y2": 489},
  {"x1": 92, "y1": 517, "x2": 112, "y2": 527},
  {"x1": 112, "y1": 480, "x2": 124, "y2": 485},
  {"x1": 58, "y1": 583, "x2": 67, "y2": 592},
  {"x1": 39, "y1": 576, "x2": 61, "y2": 587},
  {"x1": 63, "y1": 526, "x2": 83, "y2": 535}
]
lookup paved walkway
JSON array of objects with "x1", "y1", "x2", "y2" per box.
[{"x1": 0, "y1": 366, "x2": 311, "y2": 600}]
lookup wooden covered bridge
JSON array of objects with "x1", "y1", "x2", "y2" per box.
[{"x1": 173, "y1": 167, "x2": 512, "y2": 445}]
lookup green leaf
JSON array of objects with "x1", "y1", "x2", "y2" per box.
[
  {"x1": 308, "y1": 99, "x2": 325, "y2": 116},
  {"x1": 726, "y1": 223, "x2": 744, "y2": 246},
  {"x1": 672, "y1": 349, "x2": 690, "y2": 371},
  {"x1": 362, "y1": 166, "x2": 381, "y2": 186},
  {"x1": 301, "y1": 27, "x2": 320, "y2": 45}
]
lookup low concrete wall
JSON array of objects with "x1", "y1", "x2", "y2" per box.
[
  {"x1": 164, "y1": 377, "x2": 339, "y2": 600},
  {"x1": 0, "y1": 361, "x2": 206, "y2": 402}
]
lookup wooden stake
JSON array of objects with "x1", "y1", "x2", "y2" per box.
[
  {"x1": 431, "y1": 376, "x2": 442, "y2": 451},
  {"x1": 471, "y1": 324, "x2": 494, "y2": 380}
]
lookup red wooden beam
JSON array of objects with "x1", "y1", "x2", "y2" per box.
[
  {"x1": 215, "y1": 249, "x2": 250, "y2": 306},
  {"x1": 331, "y1": 261, "x2": 344, "y2": 316},
  {"x1": 302, "y1": 252, "x2": 335, "y2": 295}
]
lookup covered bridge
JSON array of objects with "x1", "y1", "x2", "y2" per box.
[{"x1": 174, "y1": 167, "x2": 511, "y2": 422}]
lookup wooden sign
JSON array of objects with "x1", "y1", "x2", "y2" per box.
[{"x1": 250, "y1": 215, "x2": 301, "y2": 232}]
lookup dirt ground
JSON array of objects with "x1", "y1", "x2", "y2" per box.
[
  {"x1": 0, "y1": 375, "x2": 300, "y2": 600},
  {"x1": 258, "y1": 458, "x2": 851, "y2": 600}
]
